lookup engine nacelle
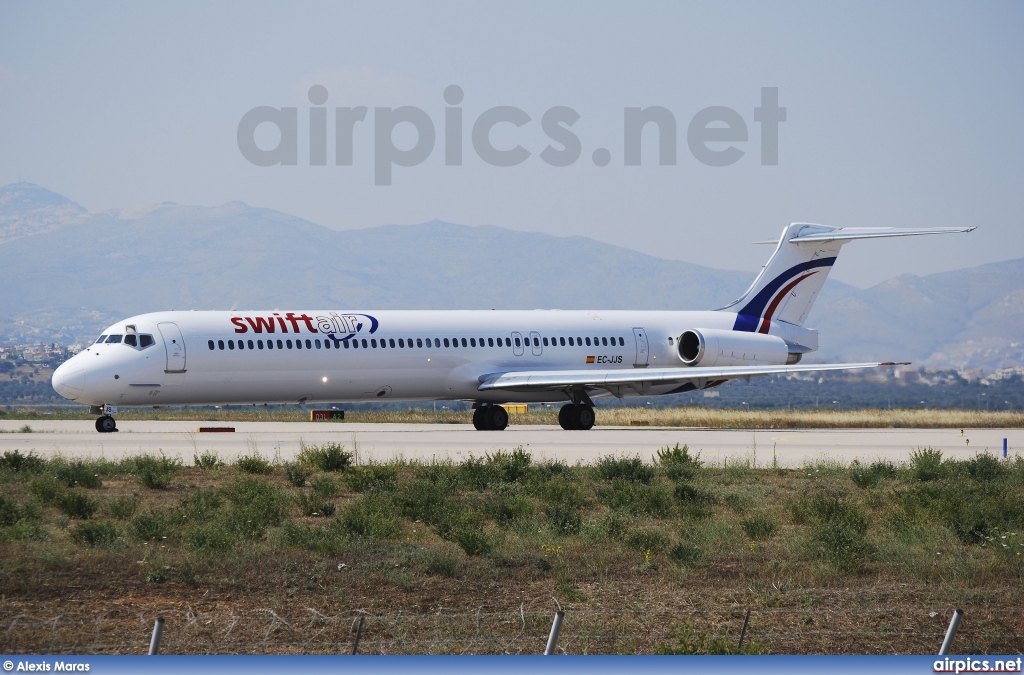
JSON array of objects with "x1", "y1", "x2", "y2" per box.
[{"x1": 677, "y1": 328, "x2": 800, "y2": 367}]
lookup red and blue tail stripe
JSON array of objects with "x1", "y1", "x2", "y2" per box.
[{"x1": 731, "y1": 257, "x2": 836, "y2": 332}]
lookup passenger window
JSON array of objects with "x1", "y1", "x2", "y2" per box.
[
  {"x1": 389, "y1": 339, "x2": 396, "y2": 348},
  {"x1": 277, "y1": 340, "x2": 284, "y2": 349},
  {"x1": 218, "y1": 340, "x2": 225, "y2": 350},
  {"x1": 229, "y1": 340, "x2": 235, "y2": 350},
  {"x1": 305, "y1": 339, "x2": 312, "y2": 349},
  {"x1": 286, "y1": 340, "x2": 293, "y2": 349},
  {"x1": 370, "y1": 339, "x2": 377, "y2": 348},
  {"x1": 106, "y1": 335, "x2": 122, "y2": 344},
  {"x1": 343, "y1": 340, "x2": 350, "y2": 349},
  {"x1": 140, "y1": 334, "x2": 154, "y2": 348},
  {"x1": 315, "y1": 339, "x2": 321, "y2": 348},
  {"x1": 124, "y1": 334, "x2": 138, "y2": 347},
  {"x1": 295, "y1": 340, "x2": 301, "y2": 349},
  {"x1": 248, "y1": 340, "x2": 255, "y2": 349},
  {"x1": 267, "y1": 340, "x2": 274, "y2": 350},
  {"x1": 416, "y1": 338, "x2": 423, "y2": 348},
  {"x1": 488, "y1": 338, "x2": 494, "y2": 347},
  {"x1": 514, "y1": 337, "x2": 521, "y2": 347},
  {"x1": 470, "y1": 338, "x2": 476, "y2": 347},
  {"x1": 238, "y1": 340, "x2": 245, "y2": 350},
  {"x1": 542, "y1": 337, "x2": 548, "y2": 346},
  {"x1": 258, "y1": 340, "x2": 264, "y2": 349},
  {"x1": 584, "y1": 337, "x2": 590, "y2": 346},
  {"x1": 619, "y1": 337, "x2": 625, "y2": 346},
  {"x1": 398, "y1": 338, "x2": 405, "y2": 348},
  {"x1": 361, "y1": 339, "x2": 368, "y2": 348},
  {"x1": 602, "y1": 337, "x2": 608, "y2": 346},
  {"x1": 324, "y1": 340, "x2": 330, "y2": 349},
  {"x1": 533, "y1": 337, "x2": 539, "y2": 347},
  {"x1": 95, "y1": 335, "x2": 107, "y2": 344},
  {"x1": 568, "y1": 337, "x2": 574, "y2": 346},
  {"x1": 208, "y1": 340, "x2": 215, "y2": 350},
  {"x1": 461, "y1": 338, "x2": 467, "y2": 347},
  {"x1": 444, "y1": 338, "x2": 450, "y2": 348}
]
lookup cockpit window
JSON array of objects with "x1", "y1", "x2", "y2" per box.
[
  {"x1": 124, "y1": 334, "x2": 138, "y2": 347},
  {"x1": 95, "y1": 335, "x2": 107, "y2": 344},
  {"x1": 140, "y1": 334, "x2": 154, "y2": 348},
  {"x1": 105, "y1": 335, "x2": 123, "y2": 344}
]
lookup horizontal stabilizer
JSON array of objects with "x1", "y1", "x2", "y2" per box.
[
  {"x1": 787, "y1": 225, "x2": 976, "y2": 244},
  {"x1": 478, "y1": 361, "x2": 908, "y2": 392}
]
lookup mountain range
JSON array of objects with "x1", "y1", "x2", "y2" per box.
[{"x1": 1, "y1": 182, "x2": 1020, "y2": 370}]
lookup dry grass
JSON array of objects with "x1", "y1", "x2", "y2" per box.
[{"x1": 6, "y1": 406, "x2": 1023, "y2": 428}]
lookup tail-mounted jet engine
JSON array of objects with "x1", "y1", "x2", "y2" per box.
[{"x1": 677, "y1": 328, "x2": 803, "y2": 367}]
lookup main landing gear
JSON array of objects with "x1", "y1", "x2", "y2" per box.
[
  {"x1": 473, "y1": 404, "x2": 509, "y2": 431},
  {"x1": 95, "y1": 415, "x2": 118, "y2": 433},
  {"x1": 558, "y1": 403, "x2": 595, "y2": 430}
]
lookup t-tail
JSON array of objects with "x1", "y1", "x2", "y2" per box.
[{"x1": 723, "y1": 223, "x2": 976, "y2": 334}]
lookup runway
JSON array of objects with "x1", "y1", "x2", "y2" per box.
[{"x1": 0, "y1": 420, "x2": 1018, "y2": 467}]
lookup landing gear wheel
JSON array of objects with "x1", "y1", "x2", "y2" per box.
[
  {"x1": 472, "y1": 406, "x2": 487, "y2": 430},
  {"x1": 95, "y1": 415, "x2": 117, "y2": 433},
  {"x1": 487, "y1": 405, "x2": 509, "y2": 431},
  {"x1": 575, "y1": 405, "x2": 596, "y2": 430},
  {"x1": 558, "y1": 404, "x2": 595, "y2": 431},
  {"x1": 558, "y1": 404, "x2": 578, "y2": 430}
]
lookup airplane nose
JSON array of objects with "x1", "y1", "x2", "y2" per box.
[{"x1": 52, "y1": 363, "x2": 86, "y2": 400}]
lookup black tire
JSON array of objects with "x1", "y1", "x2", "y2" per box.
[
  {"x1": 558, "y1": 404, "x2": 578, "y2": 430},
  {"x1": 488, "y1": 405, "x2": 509, "y2": 431},
  {"x1": 472, "y1": 406, "x2": 489, "y2": 430},
  {"x1": 575, "y1": 405, "x2": 596, "y2": 430},
  {"x1": 95, "y1": 416, "x2": 117, "y2": 433}
]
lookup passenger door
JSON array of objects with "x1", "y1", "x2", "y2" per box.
[
  {"x1": 632, "y1": 327, "x2": 649, "y2": 368},
  {"x1": 511, "y1": 331, "x2": 525, "y2": 356},
  {"x1": 158, "y1": 322, "x2": 187, "y2": 373},
  {"x1": 529, "y1": 331, "x2": 543, "y2": 356}
]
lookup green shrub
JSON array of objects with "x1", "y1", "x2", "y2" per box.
[
  {"x1": 223, "y1": 477, "x2": 287, "y2": 538},
  {"x1": 792, "y1": 492, "x2": 873, "y2": 570},
  {"x1": 71, "y1": 520, "x2": 120, "y2": 547},
  {"x1": 284, "y1": 462, "x2": 311, "y2": 487},
  {"x1": 131, "y1": 455, "x2": 182, "y2": 489},
  {"x1": 964, "y1": 453, "x2": 1004, "y2": 482},
  {"x1": 1, "y1": 449, "x2": 45, "y2": 473},
  {"x1": 425, "y1": 553, "x2": 459, "y2": 577},
  {"x1": 485, "y1": 448, "x2": 532, "y2": 484},
  {"x1": 483, "y1": 484, "x2": 534, "y2": 526},
  {"x1": 56, "y1": 491, "x2": 98, "y2": 519},
  {"x1": 53, "y1": 460, "x2": 102, "y2": 488},
  {"x1": 337, "y1": 494, "x2": 401, "y2": 539},
  {"x1": 176, "y1": 490, "x2": 224, "y2": 523},
  {"x1": 625, "y1": 527, "x2": 670, "y2": 554},
  {"x1": 193, "y1": 451, "x2": 224, "y2": 469},
  {"x1": 0, "y1": 495, "x2": 19, "y2": 526},
  {"x1": 656, "y1": 444, "x2": 702, "y2": 480},
  {"x1": 545, "y1": 502, "x2": 582, "y2": 535},
  {"x1": 129, "y1": 511, "x2": 170, "y2": 541},
  {"x1": 295, "y1": 490, "x2": 333, "y2": 517},
  {"x1": 599, "y1": 480, "x2": 674, "y2": 517},
  {"x1": 310, "y1": 475, "x2": 341, "y2": 500},
  {"x1": 452, "y1": 528, "x2": 492, "y2": 556},
  {"x1": 667, "y1": 542, "x2": 703, "y2": 566},
  {"x1": 343, "y1": 463, "x2": 398, "y2": 492},
  {"x1": 910, "y1": 447, "x2": 945, "y2": 482},
  {"x1": 297, "y1": 442, "x2": 352, "y2": 472},
  {"x1": 850, "y1": 460, "x2": 898, "y2": 489},
  {"x1": 186, "y1": 521, "x2": 236, "y2": 552},
  {"x1": 236, "y1": 453, "x2": 274, "y2": 475},
  {"x1": 106, "y1": 495, "x2": 140, "y2": 520},
  {"x1": 396, "y1": 478, "x2": 455, "y2": 524},
  {"x1": 29, "y1": 475, "x2": 64, "y2": 504},
  {"x1": 656, "y1": 628, "x2": 766, "y2": 654},
  {"x1": 741, "y1": 514, "x2": 779, "y2": 540},
  {"x1": 595, "y1": 455, "x2": 654, "y2": 483}
]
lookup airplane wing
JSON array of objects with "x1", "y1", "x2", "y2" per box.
[{"x1": 478, "y1": 361, "x2": 906, "y2": 393}]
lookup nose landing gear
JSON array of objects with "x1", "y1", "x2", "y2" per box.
[
  {"x1": 95, "y1": 415, "x2": 118, "y2": 433},
  {"x1": 472, "y1": 404, "x2": 509, "y2": 431}
]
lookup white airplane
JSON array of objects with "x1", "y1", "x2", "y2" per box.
[{"x1": 51, "y1": 223, "x2": 973, "y2": 433}]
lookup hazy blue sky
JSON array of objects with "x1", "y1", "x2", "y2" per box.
[{"x1": 1, "y1": 1, "x2": 1021, "y2": 287}]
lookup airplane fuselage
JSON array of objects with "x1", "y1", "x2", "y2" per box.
[{"x1": 54, "y1": 308, "x2": 816, "y2": 408}]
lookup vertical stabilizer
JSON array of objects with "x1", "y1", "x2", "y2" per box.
[{"x1": 723, "y1": 222, "x2": 975, "y2": 332}]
